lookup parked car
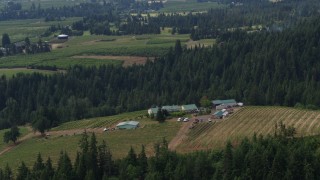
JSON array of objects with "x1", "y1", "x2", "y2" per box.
[
  {"x1": 177, "y1": 117, "x2": 182, "y2": 122},
  {"x1": 183, "y1": 118, "x2": 189, "y2": 122}
]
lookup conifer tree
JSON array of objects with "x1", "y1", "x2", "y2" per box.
[
  {"x1": 32, "y1": 153, "x2": 45, "y2": 179},
  {"x1": 16, "y1": 162, "x2": 30, "y2": 180}
]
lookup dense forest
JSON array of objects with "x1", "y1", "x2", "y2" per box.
[
  {"x1": 0, "y1": 16, "x2": 320, "y2": 129},
  {"x1": 1, "y1": 124, "x2": 320, "y2": 179}
]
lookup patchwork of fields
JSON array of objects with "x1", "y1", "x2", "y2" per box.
[{"x1": 0, "y1": 34, "x2": 190, "y2": 70}]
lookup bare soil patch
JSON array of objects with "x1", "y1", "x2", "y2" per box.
[
  {"x1": 51, "y1": 43, "x2": 67, "y2": 50},
  {"x1": 168, "y1": 119, "x2": 193, "y2": 150},
  {"x1": 72, "y1": 55, "x2": 154, "y2": 67}
]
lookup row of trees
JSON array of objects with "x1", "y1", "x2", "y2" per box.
[
  {"x1": 0, "y1": 0, "x2": 163, "y2": 22},
  {"x1": 1, "y1": 125, "x2": 320, "y2": 179},
  {"x1": 0, "y1": 16, "x2": 320, "y2": 129},
  {"x1": 0, "y1": 34, "x2": 50, "y2": 57}
]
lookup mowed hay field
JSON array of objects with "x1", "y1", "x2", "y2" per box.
[
  {"x1": 0, "y1": 111, "x2": 181, "y2": 173},
  {"x1": 177, "y1": 106, "x2": 320, "y2": 152}
]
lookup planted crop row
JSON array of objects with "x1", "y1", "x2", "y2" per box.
[{"x1": 181, "y1": 106, "x2": 320, "y2": 150}]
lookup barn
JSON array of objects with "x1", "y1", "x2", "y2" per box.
[{"x1": 116, "y1": 121, "x2": 139, "y2": 129}]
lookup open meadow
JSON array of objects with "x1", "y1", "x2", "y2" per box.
[
  {"x1": 0, "y1": 111, "x2": 181, "y2": 173},
  {"x1": 177, "y1": 106, "x2": 320, "y2": 152}
]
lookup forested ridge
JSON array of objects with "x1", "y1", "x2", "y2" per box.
[
  {"x1": 0, "y1": 16, "x2": 320, "y2": 129},
  {"x1": 1, "y1": 125, "x2": 320, "y2": 180}
]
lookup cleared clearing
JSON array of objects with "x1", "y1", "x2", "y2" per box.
[{"x1": 72, "y1": 55, "x2": 154, "y2": 67}]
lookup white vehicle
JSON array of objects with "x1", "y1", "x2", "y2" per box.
[
  {"x1": 177, "y1": 117, "x2": 182, "y2": 122},
  {"x1": 183, "y1": 118, "x2": 189, "y2": 122},
  {"x1": 103, "y1": 128, "x2": 108, "y2": 132}
]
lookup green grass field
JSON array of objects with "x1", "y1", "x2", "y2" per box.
[
  {"x1": 178, "y1": 106, "x2": 320, "y2": 152},
  {"x1": 52, "y1": 110, "x2": 147, "y2": 130},
  {"x1": 0, "y1": 111, "x2": 181, "y2": 173}
]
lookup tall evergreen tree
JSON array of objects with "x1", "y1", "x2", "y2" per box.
[
  {"x1": 16, "y1": 162, "x2": 30, "y2": 180},
  {"x1": 2, "y1": 33, "x2": 11, "y2": 48}
]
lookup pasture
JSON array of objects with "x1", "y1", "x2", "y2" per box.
[
  {"x1": 0, "y1": 112, "x2": 181, "y2": 173},
  {"x1": 177, "y1": 106, "x2": 320, "y2": 152}
]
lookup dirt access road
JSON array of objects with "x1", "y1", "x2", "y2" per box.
[{"x1": 168, "y1": 114, "x2": 212, "y2": 150}]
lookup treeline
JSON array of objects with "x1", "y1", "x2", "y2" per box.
[
  {"x1": 0, "y1": 16, "x2": 320, "y2": 129},
  {"x1": 147, "y1": 0, "x2": 320, "y2": 39},
  {"x1": 0, "y1": 0, "x2": 162, "y2": 22},
  {"x1": 0, "y1": 34, "x2": 50, "y2": 57},
  {"x1": 71, "y1": 14, "x2": 161, "y2": 35},
  {"x1": 1, "y1": 125, "x2": 320, "y2": 179},
  {"x1": 0, "y1": 2, "x2": 112, "y2": 21}
]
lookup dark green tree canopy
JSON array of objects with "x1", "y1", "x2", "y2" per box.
[
  {"x1": 3, "y1": 126, "x2": 20, "y2": 144},
  {"x1": 2, "y1": 33, "x2": 11, "y2": 47}
]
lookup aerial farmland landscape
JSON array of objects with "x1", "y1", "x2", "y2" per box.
[{"x1": 0, "y1": 0, "x2": 320, "y2": 179}]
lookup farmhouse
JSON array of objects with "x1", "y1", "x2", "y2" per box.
[
  {"x1": 57, "y1": 34, "x2": 69, "y2": 40},
  {"x1": 116, "y1": 121, "x2": 139, "y2": 129},
  {"x1": 181, "y1": 104, "x2": 199, "y2": 113}
]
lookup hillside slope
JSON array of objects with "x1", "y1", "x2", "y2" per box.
[{"x1": 177, "y1": 106, "x2": 320, "y2": 152}]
